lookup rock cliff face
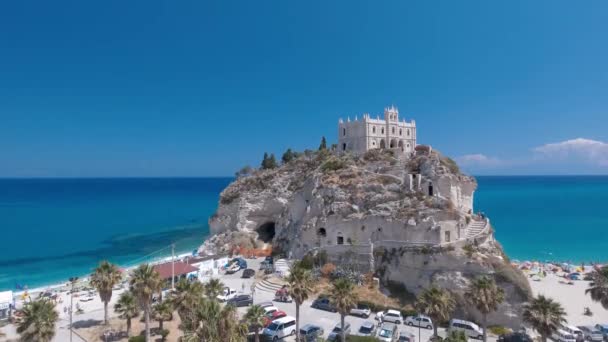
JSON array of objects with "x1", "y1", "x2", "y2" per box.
[{"x1": 203, "y1": 148, "x2": 531, "y2": 327}]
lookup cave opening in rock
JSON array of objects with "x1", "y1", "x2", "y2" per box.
[{"x1": 256, "y1": 222, "x2": 276, "y2": 243}]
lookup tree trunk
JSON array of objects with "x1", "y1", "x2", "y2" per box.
[
  {"x1": 127, "y1": 318, "x2": 131, "y2": 337},
  {"x1": 104, "y1": 301, "x2": 109, "y2": 325},
  {"x1": 295, "y1": 302, "x2": 300, "y2": 341},
  {"x1": 433, "y1": 324, "x2": 438, "y2": 339},
  {"x1": 541, "y1": 334, "x2": 547, "y2": 342},
  {"x1": 145, "y1": 307, "x2": 150, "y2": 342},
  {"x1": 159, "y1": 318, "x2": 163, "y2": 330},
  {"x1": 482, "y1": 314, "x2": 487, "y2": 342},
  {"x1": 254, "y1": 329, "x2": 260, "y2": 342},
  {"x1": 341, "y1": 314, "x2": 346, "y2": 342}
]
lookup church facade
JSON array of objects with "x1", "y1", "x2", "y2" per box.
[{"x1": 338, "y1": 105, "x2": 417, "y2": 155}]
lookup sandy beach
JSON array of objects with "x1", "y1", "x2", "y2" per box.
[{"x1": 528, "y1": 273, "x2": 608, "y2": 326}]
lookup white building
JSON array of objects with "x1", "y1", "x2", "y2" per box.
[
  {"x1": 338, "y1": 105, "x2": 416, "y2": 155},
  {"x1": 0, "y1": 291, "x2": 13, "y2": 320}
]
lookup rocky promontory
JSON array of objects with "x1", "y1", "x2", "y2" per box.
[{"x1": 202, "y1": 147, "x2": 531, "y2": 327}]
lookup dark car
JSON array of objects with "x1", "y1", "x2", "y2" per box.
[
  {"x1": 242, "y1": 269, "x2": 256, "y2": 278},
  {"x1": 298, "y1": 323, "x2": 324, "y2": 341},
  {"x1": 227, "y1": 294, "x2": 253, "y2": 307},
  {"x1": 311, "y1": 297, "x2": 336, "y2": 312},
  {"x1": 498, "y1": 332, "x2": 533, "y2": 342}
]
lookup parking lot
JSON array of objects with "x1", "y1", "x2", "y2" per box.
[{"x1": 217, "y1": 257, "x2": 476, "y2": 342}]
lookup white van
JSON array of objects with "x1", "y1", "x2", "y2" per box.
[
  {"x1": 448, "y1": 319, "x2": 484, "y2": 340},
  {"x1": 552, "y1": 329, "x2": 577, "y2": 342},
  {"x1": 263, "y1": 316, "x2": 297, "y2": 341},
  {"x1": 561, "y1": 325, "x2": 583, "y2": 339}
]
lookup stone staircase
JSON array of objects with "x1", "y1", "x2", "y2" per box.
[
  {"x1": 465, "y1": 219, "x2": 487, "y2": 239},
  {"x1": 255, "y1": 277, "x2": 287, "y2": 293}
]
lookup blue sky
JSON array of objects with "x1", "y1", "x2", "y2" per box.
[{"x1": 1, "y1": 1, "x2": 607, "y2": 177}]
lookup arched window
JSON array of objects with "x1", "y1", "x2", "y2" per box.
[
  {"x1": 342, "y1": 143, "x2": 346, "y2": 151},
  {"x1": 392, "y1": 127, "x2": 395, "y2": 134},
  {"x1": 381, "y1": 128, "x2": 385, "y2": 134},
  {"x1": 372, "y1": 126, "x2": 376, "y2": 134},
  {"x1": 372, "y1": 141, "x2": 376, "y2": 146},
  {"x1": 407, "y1": 129, "x2": 410, "y2": 137},
  {"x1": 317, "y1": 227, "x2": 327, "y2": 237},
  {"x1": 343, "y1": 128, "x2": 346, "y2": 136},
  {"x1": 337, "y1": 233, "x2": 344, "y2": 245},
  {"x1": 399, "y1": 129, "x2": 402, "y2": 136}
]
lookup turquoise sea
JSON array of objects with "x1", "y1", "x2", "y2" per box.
[{"x1": 0, "y1": 176, "x2": 607, "y2": 291}]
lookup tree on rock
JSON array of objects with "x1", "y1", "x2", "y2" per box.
[
  {"x1": 235, "y1": 165, "x2": 254, "y2": 178},
  {"x1": 261, "y1": 153, "x2": 278, "y2": 170},
  {"x1": 282, "y1": 148, "x2": 296, "y2": 164},
  {"x1": 319, "y1": 136, "x2": 327, "y2": 151}
]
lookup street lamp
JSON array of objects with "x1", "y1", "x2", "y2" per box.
[{"x1": 68, "y1": 277, "x2": 79, "y2": 342}]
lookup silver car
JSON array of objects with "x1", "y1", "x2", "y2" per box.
[
  {"x1": 404, "y1": 315, "x2": 433, "y2": 330},
  {"x1": 578, "y1": 326, "x2": 604, "y2": 342}
]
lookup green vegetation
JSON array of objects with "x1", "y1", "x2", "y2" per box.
[
  {"x1": 235, "y1": 165, "x2": 254, "y2": 178},
  {"x1": 462, "y1": 243, "x2": 476, "y2": 258},
  {"x1": 440, "y1": 156, "x2": 460, "y2": 174},
  {"x1": 128, "y1": 336, "x2": 146, "y2": 342},
  {"x1": 287, "y1": 261, "x2": 315, "y2": 341},
  {"x1": 330, "y1": 278, "x2": 359, "y2": 342},
  {"x1": 522, "y1": 295, "x2": 566, "y2": 342},
  {"x1": 204, "y1": 278, "x2": 225, "y2": 299},
  {"x1": 319, "y1": 136, "x2": 327, "y2": 150},
  {"x1": 444, "y1": 331, "x2": 468, "y2": 342},
  {"x1": 586, "y1": 265, "x2": 608, "y2": 310},
  {"x1": 415, "y1": 286, "x2": 456, "y2": 339},
  {"x1": 152, "y1": 300, "x2": 173, "y2": 332},
  {"x1": 261, "y1": 152, "x2": 278, "y2": 169},
  {"x1": 90, "y1": 260, "x2": 123, "y2": 325},
  {"x1": 282, "y1": 148, "x2": 298, "y2": 164},
  {"x1": 489, "y1": 326, "x2": 511, "y2": 336},
  {"x1": 245, "y1": 305, "x2": 266, "y2": 342},
  {"x1": 129, "y1": 264, "x2": 163, "y2": 342},
  {"x1": 114, "y1": 291, "x2": 140, "y2": 337},
  {"x1": 466, "y1": 276, "x2": 505, "y2": 342},
  {"x1": 16, "y1": 298, "x2": 59, "y2": 342},
  {"x1": 321, "y1": 157, "x2": 347, "y2": 173}
]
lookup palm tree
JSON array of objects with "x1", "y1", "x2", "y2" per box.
[
  {"x1": 17, "y1": 298, "x2": 59, "y2": 342},
  {"x1": 114, "y1": 291, "x2": 140, "y2": 337},
  {"x1": 130, "y1": 263, "x2": 162, "y2": 342},
  {"x1": 286, "y1": 261, "x2": 315, "y2": 341},
  {"x1": 153, "y1": 300, "x2": 173, "y2": 332},
  {"x1": 172, "y1": 278, "x2": 204, "y2": 327},
  {"x1": 522, "y1": 295, "x2": 566, "y2": 342},
  {"x1": 204, "y1": 278, "x2": 225, "y2": 300},
  {"x1": 466, "y1": 276, "x2": 505, "y2": 342},
  {"x1": 90, "y1": 260, "x2": 123, "y2": 325},
  {"x1": 245, "y1": 305, "x2": 266, "y2": 342},
  {"x1": 330, "y1": 278, "x2": 358, "y2": 342},
  {"x1": 181, "y1": 297, "x2": 247, "y2": 342},
  {"x1": 586, "y1": 266, "x2": 608, "y2": 310},
  {"x1": 415, "y1": 286, "x2": 456, "y2": 339}
]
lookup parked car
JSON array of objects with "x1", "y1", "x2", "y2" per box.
[
  {"x1": 404, "y1": 315, "x2": 433, "y2": 330},
  {"x1": 398, "y1": 331, "x2": 416, "y2": 342},
  {"x1": 226, "y1": 294, "x2": 253, "y2": 307},
  {"x1": 552, "y1": 329, "x2": 577, "y2": 342},
  {"x1": 327, "y1": 322, "x2": 351, "y2": 341},
  {"x1": 298, "y1": 324, "x2": 324, "y2": 342},
  {"x1": 311, "y1": 297, "x2": 336, "y2": 312},
  {"x1": 216, "y1": 287, "x2": 237, "y2": 302},
  {"x1": 577, "y1": 327, "x2": 603, "y2": 342},
  {"x1": 448, "y1": 319, "x2": 484, "y2": 340},
  {"x1": 594, "y1": 325, "x2": 608, "y2": 341},
  {"x1": 377, "y1": 322, "x2": 399, "y2": 342},
  {"x1": 562, "y1": 325, "x2": 583, "y2": 339},
  {"x1": 263, "y1": 316, "x2": 297, "y2": 341},
  {"x1": 226, "y1": 258, "x2": 248, "y2": 274},
  {"x1": 376, "y1": 310, "x2": 403, "y2": 324},
  {"x1": 358, "y1": 321, "x2": 376, "y2": 336},
  {"x1": 264, "y1": 310, "x2": 287, "y2": 327},
  {"x1": 242, "y1": 268, "x2": 256, "y2": 278},
  {"x1": 350, "y1": 303, "x2": 372, "y2": 318},
  {"x1": 498, "y1": 332, "x2": 533, "y2": 342},
  {"x1": 263, "y1": 306, "x2": 280, "y2": 316}
]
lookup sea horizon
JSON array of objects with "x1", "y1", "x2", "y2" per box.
[{"x1": 1, "y1": 175, "x2": 607, "y2": 292}]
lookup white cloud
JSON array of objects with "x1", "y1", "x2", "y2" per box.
[
  {"x1": 533, "y1": 138, "x2": 608, "y2": 166},
  {"x1": 455, "y1": 154, "x2": 502, "y2": 167}
]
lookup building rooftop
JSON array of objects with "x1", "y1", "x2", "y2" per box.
[{"x1": 153, "y1": 261, "x2": 198, "y2": 279}]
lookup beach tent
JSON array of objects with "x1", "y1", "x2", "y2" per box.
[{"x1": 0, "y1": 291, "x2": 13, "y2": 320}]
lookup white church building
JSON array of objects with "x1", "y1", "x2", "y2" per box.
[{"x1": 338, "y1": 105, "x2": 417, "y2": 155}]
